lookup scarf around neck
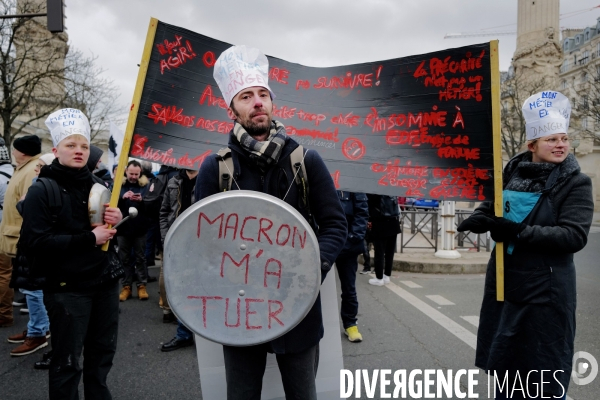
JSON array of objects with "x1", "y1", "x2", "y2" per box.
[
  {"x1": 233, "y1": 120, "x2": 287, "y2": 170},
  {"x1": 40, "y1": 158, "x2": 93, "y2": 192}
]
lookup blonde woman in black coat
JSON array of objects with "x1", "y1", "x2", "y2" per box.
[{"x1": 458, "y1": 92, "x2": 593, "y2": 400}]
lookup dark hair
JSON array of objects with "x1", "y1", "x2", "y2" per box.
[{"x1": 127, "y1": 160, "x2": 142, "y2": 169}]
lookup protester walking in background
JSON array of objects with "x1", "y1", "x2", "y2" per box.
[
  {"x1": 0, "y1": 137, "x2": 14, "y2": 328},
  {"x1": 7, "y1": 153, "x2": 54, "y2": 358},
  {"x1": 366, "y1": 194, "x2": 400, "y2": 286},
  {"x1": 458, "y1": 92, "x2": 594, "y2": 400},
  {"x1": 116, "y1": 160, "x2": 150, "y2": 301},
  {"x1": 335, "y1": 191, "x2": 368, "y2": 343},
  {"x1": 159, "y1": 168, "x2": 197, "y2": 351},
  {"x1": 0, "y1": 135, "x2": 41, "y2": 332}
]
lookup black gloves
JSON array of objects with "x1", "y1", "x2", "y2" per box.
[
  {"x1": 489, "y1": 217, "x2": 526, "y2": 243},
  {"x1": 457, "y1": 213, "x2": 495, "y2": 234}
]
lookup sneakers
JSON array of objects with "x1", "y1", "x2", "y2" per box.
[
  {"x1": 0, "y1": 317, "x2": 14, "y2": 328},
  {"x1": 137, "y1": 285, "x2": 149, "y2": 300},
  {"x1": 344, "y1": 326, "x2": 363, "y2": 342},
  {"x1": 8, "y1": 330, "x2": 50, "y2": 343},
  {"x1": 368, "y1": 278, "x2": 385, "y2": 286},
  {"x1": 119, "y1": 286, "x2": 132, "y2": 302},
  {"x1": 10, "y1": 336, "x2": 48, "y2": 356},
  {"x1": 383, "y1": 275, "x2": 391, "y2": 284},
  {"x1": 359, "y1": 269, "x2": 371, "y2": 275},
  {"x1": 20, "y1": 307, "x2": 29, "y2": 314},
  {"x1": 12, "y1": 296, "x2": 26, "y2": 307}
]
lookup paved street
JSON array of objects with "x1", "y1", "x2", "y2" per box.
[{"x1": 2, "y1": 231, "x2": 599, "y2": 399}]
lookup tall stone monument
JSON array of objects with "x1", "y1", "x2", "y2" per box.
[{"x1": 512, "y1": 0, "x2": 562, "y2": 87}]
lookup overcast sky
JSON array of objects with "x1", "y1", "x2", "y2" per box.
[{"x1": 65, "y1": 0, "x2": 600, "y2": 127}]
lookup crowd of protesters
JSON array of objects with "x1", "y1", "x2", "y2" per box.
[{"x1": 0, "y1": 44, "x2": 592, "y2": 400}]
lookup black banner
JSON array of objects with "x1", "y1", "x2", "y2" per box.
[{"x1": 130, "y1": 20, "x2": 495, "y2": 201}]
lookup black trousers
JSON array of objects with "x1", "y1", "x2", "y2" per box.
[
  {"x1": 44, "y1": 282, "x2": 120, "y2": 400},
  {"x1": 372, "y1": 234, "x2": 397, "y2": 279},
  {"x1": 223, "y1": 343, "x2": 319, "y2": 400}
]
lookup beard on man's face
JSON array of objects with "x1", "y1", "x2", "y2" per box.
[{"x1": 231, "y1": 105, "x2": 272, "y2": 139}]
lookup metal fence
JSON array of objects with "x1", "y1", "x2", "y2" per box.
[{"x1": 398, "y1": 208, "x2": 490, "y2": 253}]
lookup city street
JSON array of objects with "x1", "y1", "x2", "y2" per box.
[{"x1": 2, "y1": 230, "x2": 599, "y2": 399}]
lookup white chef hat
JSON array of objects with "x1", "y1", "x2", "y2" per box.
[
  {"x1": 45, "y1": 108, "x2": 91, "y2": 147},
  {"x1": 213, "y1": 45, "x2": 275, "y2": 107},
  {"x1": 522, "y1": 91, "x2": 571, "y2": 141}
]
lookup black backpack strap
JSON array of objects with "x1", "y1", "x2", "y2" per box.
[
  {"x1": 37, "y1": 178, "x2": 62, "y2": 224},
  {"x1": 217, "y1": 148, "x2": 234, "y2": 192},
  {"x1": 290, "y1": 146, "x2": 317, "y2": 230}
]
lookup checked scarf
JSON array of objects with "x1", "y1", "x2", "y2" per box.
[{"x1": 233, "y1": 120, "x2": 287, "y2": 170}]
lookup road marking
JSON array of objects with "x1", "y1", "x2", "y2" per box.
[
  {"x1": 381, "y1": 281, "x2": 576, "y2": 400},
  {"x1": 460, "y1": 316, "x2": 479, "y2": 328},
  {"x1": 426, "y1": 295, "x2": 455, "y2": 306},
  {"x1": 384, "y1": 281, "x2": 476, "y2": 349},
  {"x1": 400, "y1": 280, "x2": 422, "y2": 288}
]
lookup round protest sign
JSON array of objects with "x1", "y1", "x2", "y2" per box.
[{"x1": 163, "y1": 190, "x2": 321, "y2": 346}]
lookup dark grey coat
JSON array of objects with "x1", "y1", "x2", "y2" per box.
[
  {"x1": 159, "y1": 172, "x2": 196, "y2": 244},
  {"x1": 473, "y1": 152, "x2": 594, "y2": 396}
]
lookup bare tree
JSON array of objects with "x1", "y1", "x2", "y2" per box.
[
  {"x1": 499, "y1": 68, "x2": 547, "y2": 159},
  {"x1": 568, "y1": 63, "x2": 600, "y2": 148},
  {"x1": 64, "y1": 52, "x2": 126, "y2": 141},
  {"x1": 0, "y1": 0, "x2": 125, "y2": 157}
]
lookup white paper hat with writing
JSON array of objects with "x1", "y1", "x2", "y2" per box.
[
  {"x1": 45, "y1": 108, "x2": 91, "y2": 147},
  {"x1": 522, "y1": 91, "x2": 571, "y2": 141},
  {"x1": 213, "y1": 45, "x2": 275, "y2": 106}
]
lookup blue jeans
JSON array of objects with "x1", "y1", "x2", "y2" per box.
[
  {"x1": 20, "y1": 289, "x2": 50, "y2": 337},
  {"x1": 175, "y1": 319, "x2": 193, "y2": 341},
  {"x1": 335, "y1": 253, "x2": 359, "y2": 328},
  {"x1": 223, "y1": 343, "x2": 319, "y2": 400}
]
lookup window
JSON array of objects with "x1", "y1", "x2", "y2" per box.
[
  {"x1": 576, "y1": 36, "x2": 580, "y2": 45},
  {"x1": 583, "y1": 96, "x2": 589, "y2": 109},
  {"x1": 561, "y1": 80, "x2": 567, "y2": 89},
  {"x1": 586, "y1": 31, "x2": 590, "y2": 41},
  {"x1": 583, "y1": 72, "x2": 589, "y2": 82},
  {"x1": 582, "y1": 118, "x2": 588, "y2": 129},
  {"x1": 564, "y1": 41, "x2": 569, "y2": 51},
  {"x1": 582, "y1": 50, "x2": 590, "y2": 65}
]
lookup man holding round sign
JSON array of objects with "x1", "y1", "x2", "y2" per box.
[{"x1": 193, "y1": 45, "x2": 347, "y2": 399}]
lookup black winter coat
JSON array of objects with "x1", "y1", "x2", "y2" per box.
[
  {"x1": 159, "y1": 170, "x2": 196, "y2": 244},
  {"x1": 337, "y1": 191, "x2": 369, "y2": 256},
  {"x1": 195, "y1": 131, "x2": 347, "y2": 354},
  {"x1": 19, "y1": 162, "x2": 122, "y2": 292},
  {"x1": 473, "y1": 152, "x2": 594, "y2": 396},
  {"x1": 116, "y1": 177, "x2": 149, "y2": 237}
]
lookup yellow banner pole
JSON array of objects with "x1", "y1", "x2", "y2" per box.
[
  {"x1": 102, "y1": 17, "x2": 159, "y2": 251},
  {"x1": 489, "y1": 40, "x2": 504, "y2": 301}
]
